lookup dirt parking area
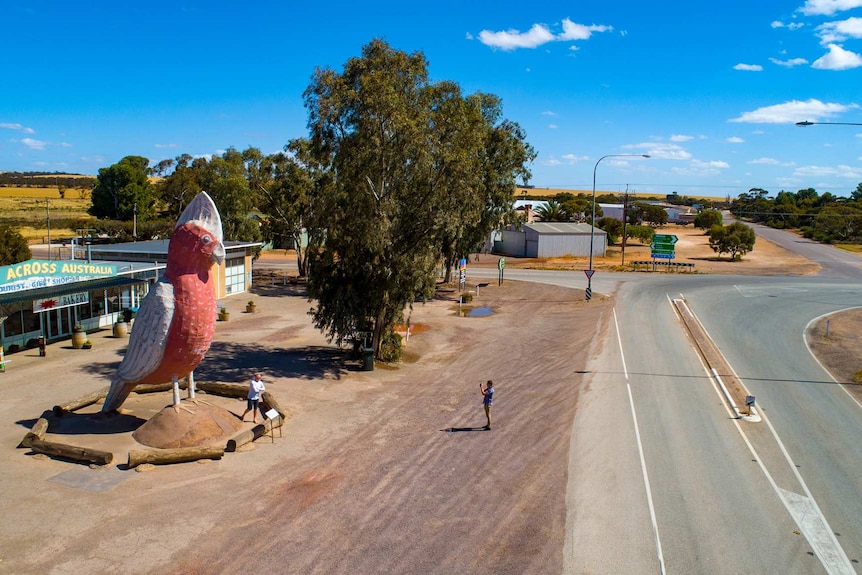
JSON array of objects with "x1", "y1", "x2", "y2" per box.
[{"x1": 1, "y1": 272, "x2": 612, "y2": 574}]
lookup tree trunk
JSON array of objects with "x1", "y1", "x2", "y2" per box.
[
  {"x1": 30, "y1": 439, "x2": 113, "y2": 465},
  {"x1": 128, "y1": 445, "x2": 224, "y2": 468},
  {"x1": 196, "y1": 381, "x2": 248, "y2": 398},
  {"x1": 225, "y1": 417, "x2": 281, "y2": 452},
  {"x1": 53, "y1": 386, "x2": 111, "y2": 416}
]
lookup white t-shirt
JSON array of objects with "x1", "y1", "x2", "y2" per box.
[{"x1": 248, "y1": 378, "x2": 265, "y2": 400}]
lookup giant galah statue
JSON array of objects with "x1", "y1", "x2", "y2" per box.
[{"x1": 101, "y1": 191, "x2": 225, "y2": 413}]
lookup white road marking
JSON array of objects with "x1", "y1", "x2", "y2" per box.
[
  {"x1": 804, "y1": 308, "x2": 862, "y2": 412},
  {"x1": 613, "y1": 308, "x2": 666, "y2": 575},
  {"x1": 679, "y1": 296, "x2": 855, "y2": 575}
]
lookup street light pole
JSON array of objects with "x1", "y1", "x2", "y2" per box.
[
  {"x1": 796, "y1": 120, "x2": 862, "y2": 126},
  {"x1": 587, "y1": 153, "x2": 650, "y2": 300}
]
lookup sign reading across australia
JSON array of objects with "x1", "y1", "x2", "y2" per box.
[
  {"x1": 650, "y1": 234, "x2": 678, "y2": 260},
  {"x1": 0, "y1": 260, "x2": 118, "y2": 295}
]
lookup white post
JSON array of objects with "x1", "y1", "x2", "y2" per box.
[
  {"x1": 188, "y1": 371, "x2": 196, "y2": 399},
  {"x1": 172, "y1": 375, "x2": 180, "y2": 406}
]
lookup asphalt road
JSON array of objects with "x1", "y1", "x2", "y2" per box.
[{"x1": 473, "y1": 229, "x2": 862, "y2": 574}]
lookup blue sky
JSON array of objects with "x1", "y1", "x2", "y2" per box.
[{"x1": 2, "y1": 0, "x2": 861, "y2": 199}]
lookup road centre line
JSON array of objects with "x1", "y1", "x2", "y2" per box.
[
  {"x1": 613, "y1": 308, "x2": 666, "y2": 575},
  {"x1": 675, "y1": 297, "x2": 855, "y2": 574}
]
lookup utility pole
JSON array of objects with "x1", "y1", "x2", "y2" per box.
[
  {"x1": 621, "y1": 185, "x2": 629, "y2": 266},
  {"x1": 45, "y1": 198, "x2": 51, "y2": 261},
  {"x1": 133, "y1": 202, "x2": 138, "y2": 241}
]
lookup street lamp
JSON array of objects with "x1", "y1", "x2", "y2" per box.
[
  {"x1": 587, "y1": 153, "x2": 650, "y2": 300},
  {"x1": 796, "y1": 120, "x2": 862, "y2": 126}
]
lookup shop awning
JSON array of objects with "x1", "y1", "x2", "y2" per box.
[{"x1": 0, "y1": 276, "x2": 144, "y2": 307}]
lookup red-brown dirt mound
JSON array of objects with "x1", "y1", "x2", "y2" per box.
[{"x1": 132, "y1": 400, "x2": 243, "y2": 449}]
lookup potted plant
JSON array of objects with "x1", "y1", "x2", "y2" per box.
[
  {"x1": 82, "y1": 340, "x2": 93, "y2": 350},
  {"x1": 218, "y1": 307, "x2": 230, "y2": 321},
  {"x1": 71, "y1": 325, "x2": 87, "y2": 349},
  {"x1": 246, "y1": 300, "x2": 256, "y2": 313}
]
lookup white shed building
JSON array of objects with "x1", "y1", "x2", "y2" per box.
[{"x1": 496, "y1": 222, "x2": 606, "y2": 258}]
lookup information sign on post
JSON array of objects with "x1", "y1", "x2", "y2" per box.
[{"x1": 497, "y1": 258, "x2": 505, "y2": 286}]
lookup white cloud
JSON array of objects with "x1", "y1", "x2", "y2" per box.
[
  {"x1": 799, "y1": 0, "x2": 862, "y2": 16},
  {"x1": 748, "y1": 157, "x2": 797, "y2": 166},
  {"x1": 21, "y1": 138, "x2": 46, "y2": 150},
  {"x1": 772, "y1": 20, "x2": 805, "y2": 29},
  {"x1": 154, "y1": 143, "x2": 178, "y2": 148},
  {"x1": 812, "y1": 43, "x2": 862, "y2": 70},
  {"x1": 479, "y1": 23, "x2": 557, "y2": 50},
  {"x1": 794, "y1": 164, "x2": 862, "y2": 178},
  {"x1": 622, "y1": 142, "x2": 692, "y2": 160},
  {"x1": 727, "y1": 137, "x2": 745, "y2": 143},
  {"x1": 558, "y1": 19, "x2": 613, "y2": 41},
  {"x1": 734, "y1": 63, "x2": 763, "y2": 71},
  {"x1": 670, "y1": 134, "x2": 694, "y2": 142},
  {"x1": 730, "y1": 98, "x2": 857, "y2": 123},
  {"x1": 671, "y1": 160, "x2": 729, "y2": 177},
  {"x1": 548, "y1": 124, "x2": 558, "y2": 129},
  {"x1": 693, "y1": 159, "x2": 730, "y2": 169},
  {"x1": 542, "y1": 111, "x2": 557, "y2": 116},
  {"x1": 816, "y1": 17, "x2": 862, "y2": 44},
  {"x1": 544, "y1": 159, "x2": 563, "y2": 166},
  {"x1": 561, "y1": 154, "x2": 589, "y2": 163},
  {"x1": 1, "y1": 122, "x2": 35, "y2": 134},
  {"x1": 478, "y1": 18, "x2": 612, "y2": 51},
  {"x1": 770, "y1": 57, "x2": 809, "y2": 67}
]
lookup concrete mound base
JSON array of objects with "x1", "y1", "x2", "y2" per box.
[{"x1": 132, "y1": 401, "x2": 243, "y2": 449}]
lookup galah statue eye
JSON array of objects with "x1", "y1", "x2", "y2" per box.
[{"x1": 200, "y1": 235, "x2": 213, "y2": 245}]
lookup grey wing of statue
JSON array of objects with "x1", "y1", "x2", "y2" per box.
[{"x1": 114, "y1": 279, "x2": 175, "y2": 384}]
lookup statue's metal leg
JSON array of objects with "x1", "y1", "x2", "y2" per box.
[
  {"x1": 172, "y1": 375, "x2": 180, "y2": 406},
  {"x1": 188, "y1": 371, "x2": 196, "y2": 399}
]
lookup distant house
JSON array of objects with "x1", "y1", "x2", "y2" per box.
[{"x1": 495, "y1": 222, "x2": 606, "y2": 258}]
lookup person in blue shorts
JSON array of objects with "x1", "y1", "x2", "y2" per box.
[
  {"x1": 479, "y1": 380, "x2": 494, "y2": 430},
  {"x1": 241, "y1": 372, "x2": 266, "y2": 423}
]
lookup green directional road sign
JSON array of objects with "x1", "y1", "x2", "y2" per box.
[
  {"x1": 650, "y1": 234, "x2": 678, "y2": 258},
  {"x1": 652, "y1": 234, "x2": 678, "y2": 246}
]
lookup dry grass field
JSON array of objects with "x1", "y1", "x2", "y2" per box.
[
  {"x1": 516, "y1": 186, "x2": 724, "y2": 202},
  {"x1": 0, "y1": 188, "x2": 94, "y2": 242}
]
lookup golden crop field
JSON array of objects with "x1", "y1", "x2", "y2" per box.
[
  {"x1": 0, "y1": 186, "x2": 91, "y2": 199},
  {"x1": 0, "y1": 191, "x2": 94, "y2": 242},
  {"x1": 515, "y1": 187, "x2": 723, "y2": 201}
]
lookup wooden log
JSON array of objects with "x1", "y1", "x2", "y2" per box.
[
  {"x1": 226, "y1": 417, "x2": 281, "y2": 452},
  {"x1": 196, "y1": 381, "x2": 248, "y2": 398},
  {"x1": 261, "y1": 391, "x2": 286, "y2": 420},
  {"x1": 128, "y1": 445, "x2": 224, "y2": 468},
  {"x1": 133, "y1": 381, "x2": 187, "y2": 394},
  {"x1": 53, "y1": 386, "x2": 110, "y2": 416},
  {"x1": 18, "y1": 414, "x2": 50, "y2": 448},
  {"x1": 30, "y1": 439, "x2": 113, "y2": 465}
]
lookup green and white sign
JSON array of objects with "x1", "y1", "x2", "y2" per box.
[{"x1": 650, "y1": 234, "x2": 678, "y2": 259}]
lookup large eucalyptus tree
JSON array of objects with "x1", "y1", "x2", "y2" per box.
[{"x1": 302, "y1": 39, "x2": 534, "y2": 358}]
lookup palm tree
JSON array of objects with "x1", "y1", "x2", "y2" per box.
[{"x1": 535, "y1": 199, "x2": 567, "y2": 222}]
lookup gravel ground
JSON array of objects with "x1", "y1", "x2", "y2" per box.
[{"x1": 1, "y1": 276, "x2": 611, "y2": 574}]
